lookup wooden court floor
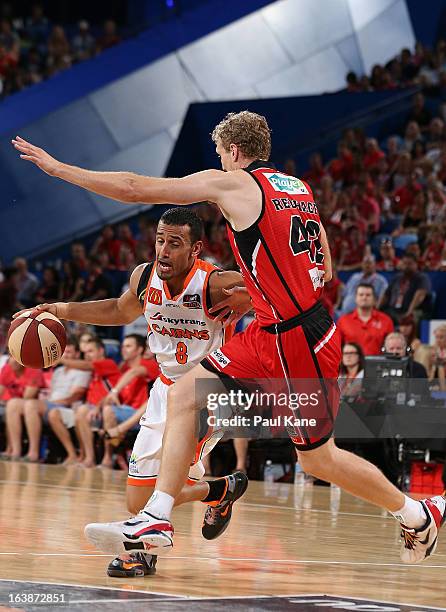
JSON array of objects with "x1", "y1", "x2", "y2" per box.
[{"x1": 0, "y1": 462, "x2": 445, "y2": 609}]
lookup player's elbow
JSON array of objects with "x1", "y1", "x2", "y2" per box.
[{"x1": 121, "y1": 175, "x2": 144, "y2": 203}]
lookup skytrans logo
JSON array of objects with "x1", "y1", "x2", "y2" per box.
[{"x1": 264, "y1": 173, "x2": 309, "y2": 195}]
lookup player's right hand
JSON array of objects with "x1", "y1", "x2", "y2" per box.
[
  {"x1": 12, "y1": 136, "x2": 62, "y2": 176},
  {"x1": 13, "y1": 303, "x2": 65, "y2": 319}
]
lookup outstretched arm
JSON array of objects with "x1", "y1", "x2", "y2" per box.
[
  {"x1": 12, "y1": 136, "x2": 231, "y2": 206},
  {"x1": 13, "y1": 264, "x2": 146, "y2": 325}
]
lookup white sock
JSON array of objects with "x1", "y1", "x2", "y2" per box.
[
  {"x1": 144, "y1": 490, "x2": 174, "y2": 520},
  {"x1": 390, "y1": 495, "x2": 427, "y2": 528}
]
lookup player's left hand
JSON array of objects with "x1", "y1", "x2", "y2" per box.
[
  {"x1": 210, "y1": 286, "x2": 253, "y2": 327},
  {"x1": 11, "y1": 136, "x2": 61, "y2": 176}
]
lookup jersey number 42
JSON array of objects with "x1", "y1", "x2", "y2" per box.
[{"x1": 289, "y1": 215, "x2": 324, "y2": 264}]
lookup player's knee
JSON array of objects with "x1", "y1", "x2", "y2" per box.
[
  {"x1": 297, "y1": 443, "x2": 335, "y2": 478},
  {"x1": 167, "y1": 385, "x2": 194, "y2": 413}
]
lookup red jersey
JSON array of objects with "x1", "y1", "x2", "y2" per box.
[
  {"x1": 119, "y1": 358, "x2": 159, "y2": 409},
  {"x1": 227, "y1": 162, "x2": 325, "y2": 326},
  {"x1": 337, "y1": 309, "x2": 394, "y2": 355},
  {"x1": 87, "y1": 359, "x2": 121, "y2": 405},
  {"x1": 0, "y1": 363, "x2": 44, "y2": 400}
]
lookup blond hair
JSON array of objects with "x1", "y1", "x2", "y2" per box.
[
  {"x1": 413, "y1": 344, "x2": 434, "y2": 372},
  {"x1": 434, "y1": 324, "x2": 446, "y2": 336},
  {"x1": 211, "y1": 111, "x2": 271, "y2": 160}
]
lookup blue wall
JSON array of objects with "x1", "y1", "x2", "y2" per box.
[
  {"x1": 167, "y1": 89, "x2": 416, "y2": 176},
  {"x1": 0, "y1": 0, "x2": 275, "y2": 138},
  {"x1": 406, "y1": 0, "x2": 446, "y2": 47}
]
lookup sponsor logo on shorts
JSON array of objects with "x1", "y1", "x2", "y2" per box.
[
  {"x1": 128, "y1": 453, "x2": 139, "y2": 475},
  {"x1": 264, "y1": 172, "x2": 309, "y2": 195},
  {"x1": 211, "y1": 349, "x2": 231, "y2": 368},
  {"x1": 147, "y1": 287, "x2": 162, "y2": 305},
  {"x1": 183, "y1": 293, "x2": 202, "y2": 309}
]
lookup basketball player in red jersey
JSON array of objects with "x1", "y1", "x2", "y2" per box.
[{"x1": 13, "y1": 112, "x2": 446, "y2": 564}]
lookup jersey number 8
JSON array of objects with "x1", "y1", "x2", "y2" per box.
[{"x1": 175, "y1": 341, "x2": 188, "y2": 365}]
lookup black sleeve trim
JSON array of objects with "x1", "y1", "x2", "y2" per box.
[
  {"x1": 206, "y1": 269, "x2": 219, "y2": 317},
  {"x1": 137, "y1": 262, "x2": 155, "y2": 305}
]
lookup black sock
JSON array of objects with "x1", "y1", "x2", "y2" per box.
[{"x1": 202, "y1": 478, "x2": 227, "y2": 503}]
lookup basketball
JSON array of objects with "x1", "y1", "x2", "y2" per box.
[{"x1": 7, "y1": 310, "x2": 67, "y2": 369}]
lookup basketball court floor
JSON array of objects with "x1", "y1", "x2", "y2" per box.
[{"x1": 0, "y1": 462, "x2": 445, "y2": 611}]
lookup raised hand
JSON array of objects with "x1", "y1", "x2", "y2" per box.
[{"x1": 11, "y1": 136, "x2": 61, "y2": 176}]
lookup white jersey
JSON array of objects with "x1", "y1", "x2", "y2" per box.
[{"x1": 138, "y1": 260, "x2": 230, "y2": 381}]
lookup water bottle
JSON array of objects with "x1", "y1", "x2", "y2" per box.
[
  {"x1": 330, "y1": 483, "x2": 341, "y2": 515},
  {"x1": 264, "y1": 459, "x2": 274, "y2": 483},
  {"x1": 294, "y1": 461, "x2": 305, "y2": 487}
]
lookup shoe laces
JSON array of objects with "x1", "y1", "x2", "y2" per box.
[
  {"x1": 205, "y1": 502, "x2": 228, "y2": 525},
  {"x1": 401, "y1": 525, "x2": 418, "y2": 550}
]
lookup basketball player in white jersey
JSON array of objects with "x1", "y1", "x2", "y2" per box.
[{"x1": 16, "y1": 208, "x2": 252, "y2": 577}]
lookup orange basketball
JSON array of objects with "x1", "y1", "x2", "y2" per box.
[{"x1": 7, "y1": 310, "x2": 67, "y2": 369}]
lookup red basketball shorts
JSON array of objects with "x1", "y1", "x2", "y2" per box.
[{"x1": 202, "y1": 302, "x2": 341, "y2": 450}]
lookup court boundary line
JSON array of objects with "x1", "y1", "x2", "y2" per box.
[
  {"x1": 0, "y1": 552, "x2": 445, "y2": 568},
  {"x1": 1, "y1": 582, "x2": 445, "y2": 609}
]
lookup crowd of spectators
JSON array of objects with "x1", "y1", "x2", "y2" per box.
[
  {"x1": 0, "y1": 333, "x2": 159, "y2": 469},
  {"x1": 345, "y1": 40, "x2": 446, "y2": 93},
  {"x1": 0, "y1": 3, "x2": 122, "y2": 98}
]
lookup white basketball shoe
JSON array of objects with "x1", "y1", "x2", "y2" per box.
[
  {"x1": 400, "y1": 495, "x2": 446, "y2": 564},
  {"x1": 85, "y1": 511, "x2": 174, "y2": 556}
]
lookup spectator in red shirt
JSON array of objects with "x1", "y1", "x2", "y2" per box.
[
  {"x1": 376, "y1": 239, "x2": 400, "y2": 271},
  {"x1": 83, "y1": 256, "x2": 114, "y2": 301},
  {"x1": 61, "y1": 338, "x2": 121, "y2": 467},
  {"x1": 328, "y1": 141, "x2": 354, "y2": 185},
  {"x1": 90, "y1": 225, "x2": 121, "y2": 265},
  {"x1": 1, "y1": 358, "x2": 44, "y2": 460},
  {"x1": 338, "y1": 225, "x2": 366, "y2": 271},
  {"x1": 100, "y1": 334, "x2": 159, "y2": 468},
  {"x1": 386, "y1": 136, "x2": 401, "y2": 169},
  {"x1": 70, "y1": 242, "x2": 88, "y2": 271},
  {"x1": 353, "y1": 179, "x2": 381, "y2": 234},
  {"x1": 422, "y1": 229, "x2": 445, "y2": 270},
  {"x1": 337, "y1": 283, "x2": 394, "y2": 355},
  {"x1": 393, "y1": 172, "x2": 422, "y2": 213},
  {"x1": 363, "y1": 138, "x2": 385, "y2": 171},
  {"x1": 303, "y1": 152, "x2": 326, "y2": 188}
]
